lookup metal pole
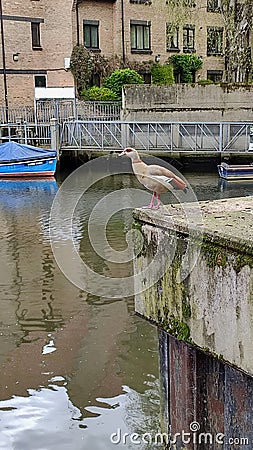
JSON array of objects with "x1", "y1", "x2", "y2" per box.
[
  {"x1": 0, "y1": 0, "x2": 8, "y2": 123},
  {"x1": 121, "y1": 0, "x2": 126, "y2": 64},
  {"x1": 76, "y1": 0, "x2": 80, "y2": 46}
]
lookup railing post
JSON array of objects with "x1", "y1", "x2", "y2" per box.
[
  {"x1": 121, "y1": 121, "x2": 129, "y2": 149},
  {"x1": 50, "y1": 117, "x2": 60, "y2": 160},
  {"x1": 219, "y1": 122, "x2": 223, "y2": 153}
]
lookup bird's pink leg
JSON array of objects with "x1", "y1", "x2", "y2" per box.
[
  {"x1": 142, "y1": 192, "x2": 156, "y2": 209},
  {"x1": 142, "y1": 192, "x2": 161, "y2": 210},
  {"x1": 151, "y1": 193, "x2": 161, "y2": 210},
  {"x1": 151, "y1": 192, "x2": 161, "y2": 209}
]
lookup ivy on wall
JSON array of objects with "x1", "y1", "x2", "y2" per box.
[
  {"x1": 70, "y1": 45, "x2": 112, "y2": 95},
  {"x1": 70, "y1": 45, "x2": 154, "y2": 97}
]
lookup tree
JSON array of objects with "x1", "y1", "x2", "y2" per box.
[
  {"x1": 71, "y1": 46, "x2": 152, "y2": 97},
  {"x1": 220, "y1": 0, "x2": 252, "y2": 82},
  {"x1": 166, "y1": 0, "x2": 252, "y2": 83},
  {"x1": 170, "y1": 54, "x2": 203, "y2": 82},
  {"x1": 165, "y1": 0, "x2": 195, "y2": 29}
]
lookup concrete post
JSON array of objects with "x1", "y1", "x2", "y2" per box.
[{"x1": 50, "y1": 117, "x2": 60, "y2": 160}]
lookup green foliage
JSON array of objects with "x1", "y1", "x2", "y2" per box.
[
  {"x1": 197, "y1": 79, "x2": 214, "y2": 85},
  {"x1": 151, "y1": 63, "x2": 175, "y2": 85},
  {"x1": 70, "y1": 45, "x2": 112, "y2": 95},
  {"x1": 70, "y1": 45, "x2": 94, "y2": 94},
  {"x1": 70, "y1": 47, "x2": 154, "y2": 98},
  {"x1": 80, "y1": 86, "x2": 118, "y2": 101},
  {"x1": 103, "y1": 68, "x2": 144, "y2": 99},
  {"x1": 170, "y1": 54, "x2": 203, "y2": 83}
]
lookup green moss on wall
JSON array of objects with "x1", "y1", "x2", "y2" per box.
[
  {"x1": 202, "y1": 241, "x2": 228, "y2": 268},
  {"x1": 160, "y1": 315, "x2": 191, "y2": 341},
  {"x1": 234, "y1": 254, "x2": 253, "y2": 273}
]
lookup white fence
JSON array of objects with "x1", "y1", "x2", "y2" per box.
[{"x1": 0, "y1": 100, "x2": 121, "y2": 124}]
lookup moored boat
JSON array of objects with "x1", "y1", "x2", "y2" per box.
[
  {"x1": 0, "y1": 141, "x2": 57, "y2": 177},
  {"x1": 217, "y1": 162, "x2": 253, "y2": 180}
]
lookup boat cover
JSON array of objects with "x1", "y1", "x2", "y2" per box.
[{"x1": 0, "y1": 141, "x2": 57, "y2": 162}]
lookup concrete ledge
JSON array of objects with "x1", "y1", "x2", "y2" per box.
[
  {"x1": 133, "y1": 196, "x2": 253, "y2": 376},
  {"x1": 134, "y1": 196, "x2": 253, "y2": 254}
]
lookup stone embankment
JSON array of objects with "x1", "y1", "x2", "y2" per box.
[{"x1": 134, "y1": 196, "x2": 253, "y2": 375}]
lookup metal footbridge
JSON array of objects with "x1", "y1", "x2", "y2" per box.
[{"x1": 59, "y1": 120, "x2": 253, "y2": 154}]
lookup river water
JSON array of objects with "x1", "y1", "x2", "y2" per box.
[{"x1": 0, "y1": 156, "x2": 252, "y2": 450}]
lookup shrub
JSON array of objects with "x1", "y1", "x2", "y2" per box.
[
  {"x1": 103, "y1": 68, "x2": 144, "y2": 99},
  {"x1": 81, "y1": 86, "x2": 118, "y2": 101},
  {"x1": 197, "y1": 79, "x2": 214, "y2": 85},
  {"x1": 151, "y1": 63, "x2": 174, "y2": 85}
]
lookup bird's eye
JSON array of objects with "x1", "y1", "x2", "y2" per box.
[{"x1": 125, "y1": 148, "x2": 132, "y2": 153}]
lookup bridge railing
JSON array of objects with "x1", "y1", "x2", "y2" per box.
[
  {"x1": 59, "y1": 120, "x2": 253, "y2": 153},
  {"x1": 0, "y1": 120, "x2": 252, "y2": 154}
]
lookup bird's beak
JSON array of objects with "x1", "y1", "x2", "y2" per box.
[{"x1": 118, "y1": 150, "x2": 126, "y2": 157}]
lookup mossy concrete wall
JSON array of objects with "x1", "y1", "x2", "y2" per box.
[
  {"x1": 134, "y1": 196, "x2": 253, "y2": 376},
  {"x1": 122, "y1": 84, "x2": 253, "y2": 122}
]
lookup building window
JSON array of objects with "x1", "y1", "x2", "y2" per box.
[
  {"x1": 34, "y1": 75, "x2": 46, "y2": 87},
  {"x1": 31, "y1": 22, "x2": 42, "y2": 49},
  {"x1": 207, "y1": 70, "x2": 223, "y2": 82},
  {"x1": 207, "y1": 0, "x2": 220, "y2": 11},
  {"x1": 183, "y1": 25, "x2": 195, "y2": 52},
  {"x1": 207, "y1": 27, "x2": 223, "y2": 56},
  {"x1": 83, "y1": 20, "x2": 99, "y2": 50},
  {"x1": 130, "y1": 20, "x2": 151, "y2": 53},
  {"x1": 166, "y1": 24, "x2": 179, "y2": 52}
]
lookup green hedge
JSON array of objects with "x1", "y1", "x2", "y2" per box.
[
  {"x1": 103, "y1": 68, "x2": 144, "y2": 99},
  {"x1": 151, "y1": 64, "x2": 174, "y2": 85},
  {"x1": 81, "y1": 86, "x2": 118, "y2": 101}
]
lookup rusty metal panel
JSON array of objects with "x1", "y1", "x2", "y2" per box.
[
  {"x1": 224, "y1": 367, "x2": 253, "y2": 449},
  {"x1": 160, "y1": 332, "x2": 253, "y2": 450}
]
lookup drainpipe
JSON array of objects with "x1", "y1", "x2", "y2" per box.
[
  {"x1": 121, "y1": 0, "x2": 126, "y2": 64},
  {"x1": 0, "y1": 0, "x2": 8, "y2": 123},
  {"x1": 76, "y1": 0, "x2": 80, "y2": 45}
]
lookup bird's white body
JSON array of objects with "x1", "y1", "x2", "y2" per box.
[{"x1": 119, "y1": 147, "x2": 187, "y2": 209}]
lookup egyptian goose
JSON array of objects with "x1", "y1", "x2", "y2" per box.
[{"x1": 119, "y1": 147, "x2": 187, "y2": 209}]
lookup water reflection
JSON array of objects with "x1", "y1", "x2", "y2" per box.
[
  {"x1": 0, "y1": 165, "x2": 252, "y2": 449},
  {"x1": 0, "y1": 172, "x2": 160, "y2": 450},
  {"x1": 185, "y1": 172, "x2": 253, "y2": 201}
]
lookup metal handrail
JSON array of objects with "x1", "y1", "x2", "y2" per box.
[{"x1": 59, "y1": 120, "x2": 253, "y2": 153}]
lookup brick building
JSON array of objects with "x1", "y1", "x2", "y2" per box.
[
  {"x1": 76, "y1": 0, "x2": 226, "y2": 82},
  {"x1": 0, "y1": 0, "x2": 251, "y2": 109},
  {"x1": 0, "y1": 0, "x2": 75, "y2": 109}
]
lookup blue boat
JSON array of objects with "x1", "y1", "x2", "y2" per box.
[
  {"x1": 0, "y1": 141, "x2": 57, "y2": 177},
  {"x1": 217, "y1": 162, "x2": 253, "y2": 180}
]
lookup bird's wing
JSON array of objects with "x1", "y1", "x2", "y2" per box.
[
  {"x1": 146, "y1": 164, "x2": 172, "y2": 176},
  {"x1": 147, "y1": 165, "x2": 187, "y2": 190}
]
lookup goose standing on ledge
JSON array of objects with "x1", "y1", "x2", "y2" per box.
[{"x1": 119, "y1": 147, "x2": 188, "y2": 210}]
